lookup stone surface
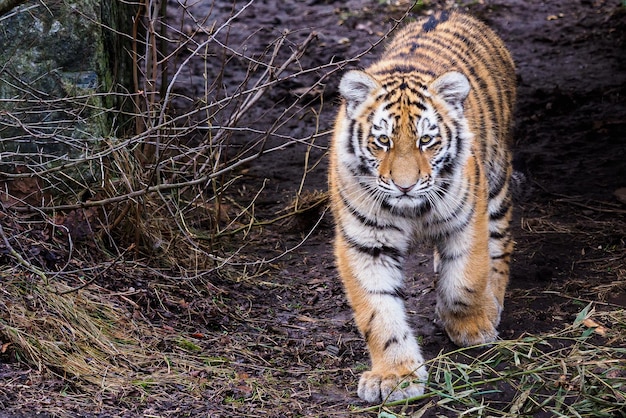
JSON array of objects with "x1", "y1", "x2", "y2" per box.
[{"x1": 0, "y1": 0, "x2": 135, "y2": 166}]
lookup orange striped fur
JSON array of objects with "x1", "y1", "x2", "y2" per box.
[{"x1": 329, "y1": 11, "x2": 516, "y2": 403}]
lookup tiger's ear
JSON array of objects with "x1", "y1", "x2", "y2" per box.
[
  {"x1": 431, "y1": 71, "x2": 470, "y2": 109},
  {"x1": 339, "y1": 70, "x2": 379, "y2": 118}
]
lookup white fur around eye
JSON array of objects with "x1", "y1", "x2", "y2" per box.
[
  {"x1": 417, "y1": 111, "x2": 440, "y2": 138},
  {"x1": 371, "y1": 108, "x2": 393, "y2": 136}
]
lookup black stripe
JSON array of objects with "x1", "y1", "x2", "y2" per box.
[
  {"x1": 491, "y1": 252, "x2": 511, "y2": 260},
  {"x1": 380, "y1": 74, "x2": 427, "y2": 90},
  {"x1": 490, "y1": 229, "x2": 509, "y2": 240},
  {"x1": 437, "y1": 178, "x2": 453, "y2": 196},
  {"x1": 437, "y1": 124, "x2": 463, "y2": 175},
  {"x1": 346, "y1": 119, "x2": 357, "y2": 155},
  {"x1": 354, "y1": 242, "x2": 401, "y2": 260},
  {"x1": 472, "y1": 151, "x2": 482, "y2": 182},
  {"x1": 452, "y1": 299, "x2": 469, "y2": 308},
  {"x1": 355, "y1": 123, "x2": 364, "y2": 149},
  {"x1": 382, "y1": 101, "x2": 395, "y2": 111},
  {"x1": 383, "y1": 336, "x2": 399, "y2": 351},
  {"x1": 437, "y1": 247, "x2": 462, "y2": 263},
  {"x1": 489, "y1": 199, "x2": 511, "y2": 221},
  {"x1": 404, "y1": 97, "x2": 428, "y2": 110},
  {"x1": 340, "y1": 192, "x2": 402, "y2": 231},
  {"x1": 355, "y1": 155, "x2": 373, "y2": 177},
  {"x1": 368, "y1": 311, "x2": 376, "y2": 326},
  {"x1": 380, "y1": 197, "x2": 394, "y2": 212},
  {"x1": 422, "y1": 10, "x2": 450, "y2": 32},
  {"x1": 364, "y1": 312, "x2": 376, "y2": 342},
  {"x1": 341, "y1": 230, "x2": 404, "y2": 266},
  {"x1": 438, "y1": 154, "x2": 454, "y2": 175},
  {"x1": 374, "y1": 63, "x2": 436, "y2": 78},
  {"x1": 368, "y1": 287, "x2": 406, "y2": 299},
  {"x1": 489, "y1": 171, "x2": 508, "y2": 199},
  {"x1": 437, "y1": 208, "x2": 474, "y2": 237}
]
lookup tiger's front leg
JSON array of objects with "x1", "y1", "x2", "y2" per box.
[
  {"x1": 335, "y1": 233, "x2": 428, "y2": 403},
  {"x1": 435, "y1": 208, "x2": 504, "y2": 347}
]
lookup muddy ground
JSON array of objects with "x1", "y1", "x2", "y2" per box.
[{"x1": 1, "y1": 0, "x2": 625, "y2": 416}]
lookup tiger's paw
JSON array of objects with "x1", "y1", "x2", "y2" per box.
[
  {"x1": 357, "y1": 367, "x2": 428, "y2": 403},
  {"x1": 441, "y1": 313, "x2": 499, "y2": 347}
]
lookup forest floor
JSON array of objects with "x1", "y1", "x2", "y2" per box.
[{"x1": 1, "y1": 0, "x2": 625, "y2": 417}]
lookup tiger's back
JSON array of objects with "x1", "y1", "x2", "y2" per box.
[{"x1": 329, "y1": 11, "x2": 517, "y2": 403}]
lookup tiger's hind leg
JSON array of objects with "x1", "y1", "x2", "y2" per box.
[
  {"x1": 487, "y1": 186, "x2": 514, "y2": 316},
  {"x1": 334, "y1": 233, "x2": 428, "y2": 403}
]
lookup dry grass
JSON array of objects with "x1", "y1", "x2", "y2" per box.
[
  {"x1": 2, "y1": 266, "x2": 623, "y2": 417},
  {"x1": 0, "y1": 269, "x2": 218, "y2": 394}
]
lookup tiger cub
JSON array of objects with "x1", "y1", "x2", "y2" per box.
[{"x1": 328, "y1": 11, "x2": 516, "y2": 403}]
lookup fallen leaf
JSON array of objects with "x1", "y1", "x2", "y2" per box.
[
  {"x1": 594, "y1": 326, "x2": 607, "y2": 336},
  {"x1": 547, "y1": 13, "x2": 564, "y2": 21},
  {"x1": 297, "y1": 315, "x2": 318, "y2": 323},
  {"x1": 582, "y1": 318, "x2": 608, "y2": 336},
  {"x1": 583, "y1": 318, "x2": 600, "y2": 328}
]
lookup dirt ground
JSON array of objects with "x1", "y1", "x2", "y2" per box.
[{"x1": 1, "y1": 0, "x2": 625, "y2": 417}]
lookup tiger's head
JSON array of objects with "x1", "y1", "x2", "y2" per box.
[{"x1": 338, "y1": 69, "x2": 472, "y2": 210}]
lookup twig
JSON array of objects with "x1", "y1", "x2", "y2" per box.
[
  {"x1": 223, "y1": 206, "x2": 328, "y2": 267},
  {"x1": 532, "y1": 180, "x2": 626, "y2": 214},
  {"x1": 4, "y1": 131, "x2": 328, "y2": 213},
  {"x1": 157, "y1": 0, "x2": 256, "y2": 129},
  {"x1": 0, "y1": 0, "x2": 27, "y2": 17},
  {"x1": 541, "y1": 290, "x2": 625, "y2": 309},
  {"x1": 56, "y1": 244, "x2": 135, "y2": 295},
  {"x1": 0, "y1": 220, "x2": 48, "y2": 283},
  {"x1": 554, "y1": 198, "x2": 626, "y2": 215}
]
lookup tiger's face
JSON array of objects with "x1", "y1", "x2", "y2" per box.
[
  {"x1": 339, "y1": 70, "x2": 472, "y2": 209},
  {"x1": 367, "y1": 102, "x2": 444, "y2": 199}
]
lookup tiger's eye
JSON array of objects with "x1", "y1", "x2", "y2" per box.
[
  {"x1": 374, "y1": 135, "x2": 391, "y2": 150},
  {"x1": 419, "y1": 135, "x2": 434, "y2": 147}
]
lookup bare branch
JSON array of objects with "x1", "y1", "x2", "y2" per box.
[{"x1": 0, "y1": 0, "x2": 28, "y2": 17}]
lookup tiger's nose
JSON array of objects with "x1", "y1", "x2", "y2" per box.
[{"x1": 394, "y1": 181, "x2": 416, "y2": 194}]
